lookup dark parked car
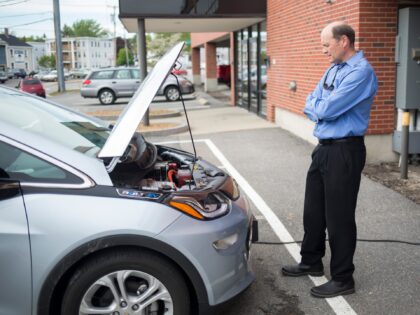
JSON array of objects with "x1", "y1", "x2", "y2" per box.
[
  {"x1": 0, "y1": 71, "x2": 7, "y2": 83},
  {"x1": 17, "y1": 77, "x2": 46, "y2": 98},
  {"x1": 13, "y1": 68, "x2": 27, "y2": 79}
]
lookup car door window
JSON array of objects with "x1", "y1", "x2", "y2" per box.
[
  {"x1": 0, "y1": 141, "x2": 82, "y2": 184},
  {"x1": 114, "y1": 69, "x2": 132, "y2": 79},
  {"x1": 91, "y1": 70, "x2": 115, "y2": 80},
  {"x1": 131, "y1": 69, "x2": 140, "y2": 79}
]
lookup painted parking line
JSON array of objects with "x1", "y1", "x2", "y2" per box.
[{"x1": 157, "y1": 139, "x2": 357, "y2": 315}]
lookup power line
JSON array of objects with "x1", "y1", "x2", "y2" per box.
[
  {"x1": 5, "y1": 17, "x2": 53, "y2": 28},
  {"x1": 0, "y1": 0, "x2": 28, "y2": 7},
  {"x1": 0, "y1": 0, "x2": 23, "y2": 3},
  {"x1": 0, "y1": 11, "x2": 51, "y2": 19}
]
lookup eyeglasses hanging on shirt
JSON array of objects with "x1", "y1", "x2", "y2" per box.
[{"x1": 323, "y1": 63, "x2": 345, "y2": 91}]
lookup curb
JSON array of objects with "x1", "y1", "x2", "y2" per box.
[
  {"x1": 197, "y1": 97, "x2": 210, "y2": 105},
  {"x1": 92, "y1": 110, "x2": 181, "y2": 121}
]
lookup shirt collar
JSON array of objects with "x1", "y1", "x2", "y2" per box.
[{"x1": 341, "y1": 51, "x2": 364, "y2": 68}]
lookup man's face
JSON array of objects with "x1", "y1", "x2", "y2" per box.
[{"x1": 321, "y1": 32, "x2": 345, "y2": 64}]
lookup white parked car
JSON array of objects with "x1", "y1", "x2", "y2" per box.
[{"x1": 42, "y1": 70, "x2": 71, "y2": 82}]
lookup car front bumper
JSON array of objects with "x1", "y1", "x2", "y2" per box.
[{"x1": 156, "y1": 193, "x2": 257, "y2": 308}]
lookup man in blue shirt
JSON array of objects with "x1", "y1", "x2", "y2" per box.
[{"x1": 282, "y1": 21, "x2": 378, "y2": 298}]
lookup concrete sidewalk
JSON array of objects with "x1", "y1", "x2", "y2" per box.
[
  {"x1": 146, "y1": 85, "x2": 420, "y2": 315},
  {"x1": 49, "y1": 85, "x2": 420, "y2": 314}
]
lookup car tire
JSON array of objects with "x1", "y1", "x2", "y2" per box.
[
  {"x1": 61, "y1": 249, "x2": 190, "y2": 315},
  {"x1": 98, "y1": 89, "x2": 116, "y2": 105},
  {"x1": 165, "y1": 86, "x2": 180, "y2": 101}
]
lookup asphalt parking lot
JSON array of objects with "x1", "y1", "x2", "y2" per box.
[{"x1": 5, "y1": 81, "x2": 419, "y2": 315}]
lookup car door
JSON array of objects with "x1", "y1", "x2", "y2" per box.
[
  {"x1": 0, "y1": 144, "x2": 32, "y2": 315},
  {"x1": 0, "y1": 138, "x2": 90, "y2": 314},
  {"x1": 130, "y1": 68, "x2": 142, "y2": 93},
  {"x1": 113, "y1": 69, "x2": 134, "y2": 97}
]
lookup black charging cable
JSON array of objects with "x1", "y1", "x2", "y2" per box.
[
  {"x1": 255, "y1": 239, "x2": 420, "y2": 246},
  {"x1": 171, "y1": 72, "x2": 197, "y2": 189}
]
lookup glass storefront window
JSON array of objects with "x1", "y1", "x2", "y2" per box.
[
  {"x1": 235, "y1": 22, "x2": 267, "y2": 117},
  {"x1": 260, "y1": 21, "x2": 267, "y2": 117}
]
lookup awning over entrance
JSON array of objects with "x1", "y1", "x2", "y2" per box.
[{"x1": 119, "y1": 0, "x2": 266, "y2": 32}]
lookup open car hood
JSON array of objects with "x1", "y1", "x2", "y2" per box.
[{"x1": 98, "y1": 42, "x2": 184, "y2": 160}]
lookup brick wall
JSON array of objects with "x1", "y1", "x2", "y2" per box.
[
  {"x1": 191, "y1": 33, "x2": 229, "y2": 48},
  {"x1": 267, "y1": 0, "x2": 397, "y2": 135},
  {"x1": 205, "y1": 43, "x2": 217, "y2": 78},
  {"x1": 359, "y1": 0, "x2": 397, "y2": 134}
]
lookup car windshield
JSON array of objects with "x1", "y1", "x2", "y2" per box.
[{"x1": 0, "y1": 89, "x2": 110, "y2": 157}]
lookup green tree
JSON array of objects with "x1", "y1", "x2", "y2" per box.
[
  {"x1": 38, "y1": 54, "x2": 56, "y2": 69},
  {"x1": 18, "y1": 35, "x2": 46, "y2": 42},
  {"x1": 62, "y1": 24, "x2": 74, "y2": 37},
  {"x1": 146, "y1": 33, "x2": 190, "y2": 66},
  {"x1": 116, "y1": 48, "x2": 134, "y2": 66},
  {"x1": 61, "y1": 19, "x2": 109, "y2": 37}
]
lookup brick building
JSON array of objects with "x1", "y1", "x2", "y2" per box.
[
  {"x1": 190, "y1": 0, "x2": 420, "y2": 162},
  {"x1": 119, "y1": 0, "x2": 419, "y2": 162}
]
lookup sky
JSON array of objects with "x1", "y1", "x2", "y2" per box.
[{"x1": 0, "y1": 0, "x2": 132, "y2": 39}]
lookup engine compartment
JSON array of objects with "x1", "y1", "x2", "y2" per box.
[{"x1": 109, "y1": 133, "x2": 226, "y2": 193}]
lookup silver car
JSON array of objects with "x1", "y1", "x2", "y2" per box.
[
  {"x1": 0, "y1": 43, "x2": 256, "y2": 315},
  {"x1": 81, "y1": 66, "x2": 194, "y2": 105},
  {"x1": 0, "y1": 70, "x2": 7, "y2": 83}
]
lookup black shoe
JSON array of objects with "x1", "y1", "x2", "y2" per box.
[
  {"x1": 310, "y1": 278, "x2": 355, "y2": 298},
  {"x1": 282, "y1": 263, "x2": 324, "y2": 277}
]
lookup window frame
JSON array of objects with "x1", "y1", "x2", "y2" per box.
[{"x1": 0, "y1": 135, "x2": 94, "y2": 189}]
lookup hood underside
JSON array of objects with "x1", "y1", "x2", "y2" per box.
[{"x1": 98, "y1": 42, "x2": 184, "y2": 159}]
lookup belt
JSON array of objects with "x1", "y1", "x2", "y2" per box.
[{"x1": 318, "y1": 136, "x2": 364, "y2": 145}]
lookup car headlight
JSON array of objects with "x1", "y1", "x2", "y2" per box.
[{"x1": 167, "y1": 192, "x2": 231, "y2": 220}]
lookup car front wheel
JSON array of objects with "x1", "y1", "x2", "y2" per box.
[
  {"x1": 165, "y1": 86, "x2": 180, "y2": 101},
  {"x1": 61, "y1": 250, "x2": 190, "y2": 315},
  {"x1": 99, "y1": 89, "x2": 116, "y2": 105}
]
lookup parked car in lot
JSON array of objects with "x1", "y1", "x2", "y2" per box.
[
  {"x1": 16, "y1": 77, "x2": 46, "y2": 98},
  {"x1": 42, "y1": 69, "x2": 72, "y2": 81},
  {"x1": 6, "y1": 69, "x2": 14, "y2": 79},
  {"x1": 0, "y1": 43, "x2": 256, "y2": 315},
  {"x1": 0, "y1": 71, "x2": 7, "y2": 83},
  {"x1": 34, "y1": 69, "x2": 50, "y2": 81},
  {"x1": 81, "y1": 66, "x2": 194, "y2": 104},
  {"x1": 41, "y1": 70, "x2": 58, "y2": 82},
  {"x1": 171, "y1": 67, "x2": 188, "y2": 76},
  {"x1": 70, "y1": 68, "x2": 90, "y2": 79},
  {"x1": 13, "y1": 68, "x2": 26, "y2": 78}
]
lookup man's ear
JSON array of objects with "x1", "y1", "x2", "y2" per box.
[{"x1": 341, "y1": 35, "x2": 349, "y2": 48}]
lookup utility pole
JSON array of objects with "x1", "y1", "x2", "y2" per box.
[
  {"x1": 109, "y1": 5, "x2": 117, "y2": 38},
  {"x1": 53, "y1": 0, "x2": 65, "y2": 92},
  {"x1": 137, "y1": 19, "x2": 149, "y2": 126},
  {"x1": 124, "y1": 32, "x2": 129, "y2": 66}
]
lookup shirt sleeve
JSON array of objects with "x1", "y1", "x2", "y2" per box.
[
  {"x1": 309, "y1": 67, "x2": 376, "y2": 122},
  {"x1": 304, "y1": 77, "x2": 324, "y2": 122}
]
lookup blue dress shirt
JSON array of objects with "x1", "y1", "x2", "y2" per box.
[{"x1": 304, "y1": 51, "x2": 378, "y2": 140}]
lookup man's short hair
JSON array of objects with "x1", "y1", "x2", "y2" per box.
[{"x1": 332, "y1": 24, "x2": 355, "y2": 46}]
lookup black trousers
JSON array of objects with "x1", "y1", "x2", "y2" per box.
[{"x1": 300, "y1": 139, "x2": 366, "y2": 281}]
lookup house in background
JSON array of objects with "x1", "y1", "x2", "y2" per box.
[
  {"x1": 0, "y1": 38, "x2": 6, "y2": 71},
  {"x1": 0, "y1": 28, "x2": 33, "y2": 72},
  {"x1": 46, "y1": 37, "x2": 116, "y2": 70},
  {"x1": 28, "y1": 41, "x2": 46, "y2": 71}
]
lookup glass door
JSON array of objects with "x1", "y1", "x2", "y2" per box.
[
  {"x1": 240, "y1": 39, "x2": 249, "y2": 109},
  {"x1": 249, "y1": 37, "x2": 258, "y2": 113}
]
